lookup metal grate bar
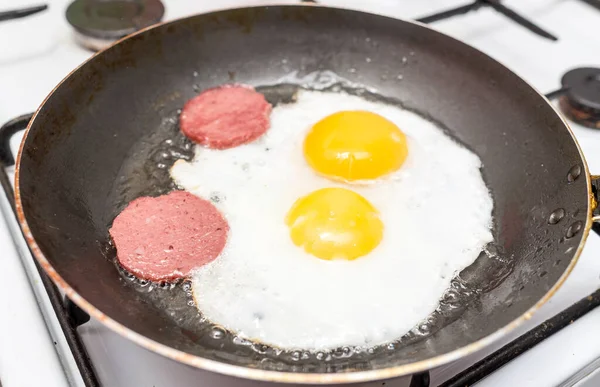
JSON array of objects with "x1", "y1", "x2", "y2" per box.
[
  {"x1": 416, "y1": 0, "x2": 558, "y2": 41},
  {"x1": 0, "y1": 115, "x2": 100, "y2": 387}
]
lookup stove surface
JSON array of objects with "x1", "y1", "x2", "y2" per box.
[{"x1": 2, "y1": 1, "x2": 600, "y2": 386}]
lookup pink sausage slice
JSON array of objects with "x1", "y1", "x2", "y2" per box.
[
  {"x1": 109, "y1": 191, "x2": 228, "y2": 282},
  {"x1": 180, "y1": 84, "x2": 271, "y2": 149}
]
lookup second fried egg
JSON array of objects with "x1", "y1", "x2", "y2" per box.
[{"x1": 170, "y1": 89, "x2": 493, "y2": 350}]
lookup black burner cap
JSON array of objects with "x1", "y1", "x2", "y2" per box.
[
  {"x1": 559, "y1": 67, "x2": 600, "y2": 129},
  {"x1": 67, "y1": 0, "x2": 164, "y2": 50}
]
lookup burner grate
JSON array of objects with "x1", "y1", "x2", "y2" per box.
[{"x1": 417, "y1": 0, "x2": 559, "y2": 41}]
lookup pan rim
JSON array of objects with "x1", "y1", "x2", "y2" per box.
[{"x1": 14, "y1": 4, "x2": 593, "y2": 384}]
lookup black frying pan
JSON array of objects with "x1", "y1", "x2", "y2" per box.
[{"x1": 14, "y1": 5, "x2": 600, "y2": 384}]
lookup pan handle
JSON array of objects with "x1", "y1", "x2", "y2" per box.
[
  {"x1": 591, "y1": 176, "x2": 600, "y2": 235},
  {"x1": 544, "y1": 88, "x2": 600, "y2": 236}
]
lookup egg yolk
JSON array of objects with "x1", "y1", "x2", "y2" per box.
[
  {"x1": 285, "y1": 188, "x2": 383, "y2": 260},
  {"x1": 303, "y1": 111, "x2": 408, "y2": 182}
]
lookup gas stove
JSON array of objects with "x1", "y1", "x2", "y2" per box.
[{"x1": 2, "y1": 1, "x2": 600, "y2": 386}]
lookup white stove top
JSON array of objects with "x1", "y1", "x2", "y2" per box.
[{"x1": 2, "y1": 1, "x2": 600, "y2": 386}]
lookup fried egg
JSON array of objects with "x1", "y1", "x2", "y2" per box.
[
  {"x1": 170, "y1": 89, "x2": 493, "y2": 350},
  {"x1": 304, "y1": 110, "x2": 409, "y2": 182}
]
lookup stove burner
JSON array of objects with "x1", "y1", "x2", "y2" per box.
[
  {"x1": 559, "y1": 67, "x2": 600, "y2": 129},
  {"x1": 66, "y1": 0, "x2": 165, "y2": 51}
]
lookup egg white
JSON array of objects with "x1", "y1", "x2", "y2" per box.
[{"x1": 170, "y1": 89, "x2": 494, "y2": 351}]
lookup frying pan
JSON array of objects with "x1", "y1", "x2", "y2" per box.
[{"x1": 14, "y1": 5, "x2": 600, "y2": 384}]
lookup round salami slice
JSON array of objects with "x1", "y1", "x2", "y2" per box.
[
  {"x1": 180, "y1": 84, "x2": 271, "y2": 149},
  {"x1": 109, "y1": 191, "x2": 228, "y2": 282}
]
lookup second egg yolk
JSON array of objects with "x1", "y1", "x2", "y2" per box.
[
  {"x1": 303, "y1": 111, "x2": 408, "y2": 182},
  {"x1": 285, "y1": 188, "x2": 383, "y2": 261}
]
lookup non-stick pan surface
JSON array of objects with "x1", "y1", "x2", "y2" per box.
[{"x1": 15, "y1": 5, "x2": 593, "y2": 384}]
